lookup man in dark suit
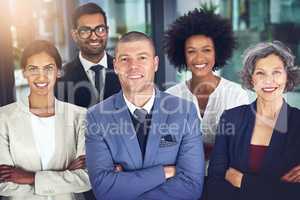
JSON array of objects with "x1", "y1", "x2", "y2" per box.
[
  {"x1": 55, "y1": 3, "x2": 120, "y2": 108},
  {"x1": 86, "y1": 31, "x2": 205, "y2": 200}
]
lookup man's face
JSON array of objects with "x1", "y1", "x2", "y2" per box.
[
  {"x1": 72, "y1": 13, "x2": 108, "y2": 58},
  {"x1": 114, "y1": 40, "x2": 159, "y2": 95}
]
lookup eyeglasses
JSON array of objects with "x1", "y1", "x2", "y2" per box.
[
  {"x1": 25, "y1": 64, "x2": 56, "y2": 76},
  {"x1": 77, "y1": 25, "x2": 108, "y2": 39}
]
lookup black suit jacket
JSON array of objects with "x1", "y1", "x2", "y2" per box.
[
  {"x1": 55, "y1": 54, "x2": 121, "y2": 108},
  {"x1": 206, "y1": 100, "x2": 300, "y2": 200}
]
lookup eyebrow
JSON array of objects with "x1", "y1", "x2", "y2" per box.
[
  {"x1": 255, "y1": 66, "x2": 284, "y2": 71},
  {"x1": 186, "y1": 45, "x2": 213, "y2": 48},
  {"x1": 26, "y1": 64, "x2": 55, "y2": 68},
  {"x1": 118, "y1": 52, "x2": 151, "y2": 58}
]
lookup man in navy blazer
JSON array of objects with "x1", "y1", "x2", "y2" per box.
[
  {"x1": 55, "y1": 3, "x2": 120, "y2": 108},
  {"x1": 86, "y1": 31, "x2": 205, "y2": 200}
]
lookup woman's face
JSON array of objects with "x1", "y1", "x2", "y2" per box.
[
  {"x1": 251, "y1": 54, "x2": 287, "y2": 102},
  {"x1": 185, "y1": 35, "x2": 216, "y2": 78},
  {"x1": 23, "y1": 52, "x2": 59, "y2": 97}
]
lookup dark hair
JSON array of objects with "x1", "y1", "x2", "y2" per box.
[
  {"x1": 164, "y1": 8, "x2": 236, "y2": 71},
  {"x1": 20, "y1": 40, "x2": 62, "y2": 70},
  {"x1": 116, "y1": 31, "x2": 156, "y2": 55},
  {"x1": 72, "y1": 2, "x2": 107, "y2": 29},
  {"x1": 241, "y1": 41, "x2": 300, "y2": 92}
]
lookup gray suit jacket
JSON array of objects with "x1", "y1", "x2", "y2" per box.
[{"x1": 0, "y1": 99, "x2": 91, "y2": 200}]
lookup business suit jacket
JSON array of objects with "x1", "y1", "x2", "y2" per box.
[
  {"x1": 206, "y1": 100, "x2": 300, "y2": 200},
  {"x1": 0, "y1": 99, "x2": 91, "y2": 200},
  {"x1": 55, "y1": 54, "x2": 121, "y2": 108},
  {"x1": 86, "y1": 89, "x2": 205, "y2": 200}
]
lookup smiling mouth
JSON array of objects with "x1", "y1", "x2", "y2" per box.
[
  {"x1": 34, "y1": 83, "x2": 49, "y2": 89},
  {"x1": 127, "y1": 74, "x2": 144, "y2": 79},
  {"x1": 194, "y1": 64, "x2": 207, "y2": 69},
  {"x1": 262, "y1": 87, "x2": 278, "y2": 93}
]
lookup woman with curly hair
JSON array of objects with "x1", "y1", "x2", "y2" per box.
[{"x1": 165, "y1": 9, "x2": 249, "y2": 162}]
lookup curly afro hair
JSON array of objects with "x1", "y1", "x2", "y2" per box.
[{"x1": 164, "y1": 8, "x2": 236, "y2": 71}]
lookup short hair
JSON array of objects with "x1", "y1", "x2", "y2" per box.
[
  {"x1": 164, "y1": 8, "x2": 236, "y2": 71},
  {"x1": 20, "y1": 40, "x2": 62, "y2": 70},
  {"x1": 72, "y1": 2, "x2": 107, "y2": 29},
  {"x1": 241, "y1": 41, "x2": 300, "y2": 91},
  {"x1": 116, "y1": 31, "x2": 156, "y2": 55}
]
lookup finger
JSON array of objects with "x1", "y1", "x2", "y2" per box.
[
  {"x1": 287, "y1": 165, "x2": 300, "y2": 174},
  {"x1": 0, "y1": 165, "x2": 13, "y2": 170},
  {"x1": 77, "y1": 155, "x2": 86, "y2": 159},
  {"x1": 285, "y1": 169, "x2": 300, "y2": 181},
  {"x1": 69, "y1": 162, "x2": 85, "y2": 170}
]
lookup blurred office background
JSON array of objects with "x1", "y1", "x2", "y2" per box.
[{"x1": 0, "y1": 0, "x2": 299, "y2": 108}]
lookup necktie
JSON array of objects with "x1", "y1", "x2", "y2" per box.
[
  {"x1": 134, "y1": 108, "x2": 148, "y2": 123},
  {"x1": 90, "y1": 64, "x2": 104, "y2": 94},
  {"x1": 133, "y1": 108, "x2": 149, "y2": 158}
]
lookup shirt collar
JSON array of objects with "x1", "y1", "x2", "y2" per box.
[
  {"x1": 79, "y1": 51, "x2": 108, "y2": 72},
  {"x1": 123, "y1": 89, "x2": 156, "y2": 115}
]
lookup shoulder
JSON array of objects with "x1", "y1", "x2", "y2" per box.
[
  {"x1": 165, "y1": 81, "x2": 188, "y2": 96},
  {"x1": 87, "y1": 93, "x2": 116, "y2": 115},
  {"x1": 218, "y1": 78, "x2": 250, "y2": 105},
  {"x1": 0, "y1": 102, "x2": 20, "y2": 119},
  {"x1": 57, "y1": 100, "x2": 87, "y2": 116},
  {"x1": 159, "y1": 90, "x2": 196, "y2": 113},
  {"x1": 221, "y1": 103, "x2": 252, "y2": 121},
  {"x1": 220, "y1": 78, "x2": 246, "y2": 92}
]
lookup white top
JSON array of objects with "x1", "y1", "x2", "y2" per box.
[
  {"x1": 79, "y1": 51, "x2": 108, "y2": 100},
  {"x1": 166, "y1": 77, "x2": 250, "y2": 144},
  {"x1": 123, "y1": 89, "x2": 156, "y2": 115},
  {"x1": 31, "y1": 114, "x2": 55, "y2": 170}
]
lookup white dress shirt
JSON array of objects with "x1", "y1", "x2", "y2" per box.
[
  {"x1": 79, "y1": 52, "x2": 108, "y2": 100},
  {"x1": 123, "y1": 89, "x2": 156, "y2": 115}
]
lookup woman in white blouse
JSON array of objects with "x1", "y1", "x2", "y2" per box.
[
  {"x1": 164, "y1": 9, "x2": 249, "y2": 161},
  {"x1": 0, "y1": 40, "x2": 90, "y2": 200}
]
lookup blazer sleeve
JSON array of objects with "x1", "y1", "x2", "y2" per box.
[
  {"x1": 206, "y1": 112, "x2": 240, "y2": 200},
  {"x1": 137, "y1": 105, "x2": 205, "y2": 200},
  {"x1": 85, "y1": 110, "x2": 166, "y2": 200},
  {"x1": 34, "y1": 111, "x2": 91, "y2": 196},
  {"x1": 0, "y1": 115, "x2": 35, "y2": 196},
  {"x1": 240, "y1": 173, "x2": 300, "y2": 200}
]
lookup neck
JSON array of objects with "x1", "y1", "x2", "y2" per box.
[
  {"x1": 124, "y1": 88, "x2": 154, "y2": 107},
  {"x1": 189, "y1": 73, "x2": 220, "y2": 95},
  {"x1": 256, "y1": 97, "x2": 283, "y2": 119},
  {"x1": 29, "y1": 93, "x2": 55, "y2": 116},
  {"x1": 82, "y1": 51, "x2": 104, "y2": 64}
]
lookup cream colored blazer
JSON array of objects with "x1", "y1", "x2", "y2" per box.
[{"x1": 0, "y1": 99, "x2": 91, "y2": 200}]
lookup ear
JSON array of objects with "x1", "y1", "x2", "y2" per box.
[
  {"x1": 113, "y1": 58, "x2": 118, "y2": 74},
  {"x1": 71, "y1": 29, "x2": 78, "y2": 43},
  {"x1": 22, "y1": 69, "x2": 27, "y2": 78},
  {"x1": 154, "y1": 56, "x2": 159, "y2": 72},
  {"x1": 57, "y1": 70, "x2": 62, "y2": 78}
]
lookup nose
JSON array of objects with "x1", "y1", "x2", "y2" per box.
[
  {"x1": 194, "y1": 51, "x2": 206, "y2": 62},
  {"x1": 263, "y1": 73, "x2": 274, "y2": 84},
  {"x1": 128, "y1": 59, "x2": 139, "y2": 70},
  {"x1": 90, "y1": 30, "x2": 99, "y2": 40}
]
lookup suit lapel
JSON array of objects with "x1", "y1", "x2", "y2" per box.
[
  {"x1": 143, "y1": 90, "x2": 169, "y2": 168},
  {"x1": 113, "y1": 91, "x2": 143, "y2": 168},
  {"x1": 16, "y1": 100, "x2": 42, "y2": 170},
  {"x1": 46, "y1": 99, "x2": 66, "y2": 169},
  {"x1": 260, "y1": 101, "x2": 288, "y2": 175}
]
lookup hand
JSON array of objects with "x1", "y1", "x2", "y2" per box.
[
  {"x1": 114, "y1": 164, "x2": 123, "y2": 172},
  {"x1": 0, "y1": 165, "x2": 35, "y2": 184},
  {"x1": 225, "y1": 167, "x2": 243, "y2": 188},
  {"x1": 163, "y1": 165, "x2": 176, "y2": 179},
  {"x1": 67, "y1": 155, "x2": 86, "y2": 170},
  {"x1": 281, "y1": 165, "x2": 300, "y2": 183}
]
